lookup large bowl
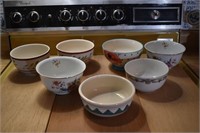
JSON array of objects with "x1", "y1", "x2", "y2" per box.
[
  {"x1": 10, "y1": 43, "x2": 50, "y2": 76},
  {"x1": 125, "y1": 58, "x2": 169, "y2": 92},
  {"x1": 78, "y1": 74, "x2": 135, "y2": 117},
  {"x1": 102, "y1": 39, "x2": 143, "y2": 71},
  {"x1": 144, "y1": 40, "x2": 186, "y2": 69},
  {"x1": 56, "y1": 39, "x2": 94, "y2": 63},
  {"x1": 36, "y1": 56, "x2": 86, "y2": 95}
]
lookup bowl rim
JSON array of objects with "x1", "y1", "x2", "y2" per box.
[
  {"x1": 102, "y1": 38, "x2": 143, "y2": 54},
  {"x1": 124, "y1": 58, "x2": 169, "y2": 80},
  {"x1": 36, "y1": 56, "x2": 86, "y2": 79},
  {"x1": 10, "y1": 43, "x2": 50, "y2": 60},
  {"x1": 78, "y1": 74, "x2": 135, "y2": 107},
  {"x1": 56, "y1": 39, "x2": 94, "y2": 54},
  {"x1": 144, "y1": 40, "x2": 186, "y2": 55}
]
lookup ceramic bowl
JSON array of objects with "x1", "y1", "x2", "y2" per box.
[
  {"x1": 36, "y1": 56, "x2": 86, "y2": 95},
  {"x1": 56, "y1": 39, "x2": 94, "y2": 63},
  {"x1": 10, "y1": 43, "x2": 50, "y2": 76},
  {"x1": 102, "y1": 39, "x2": 143, "y2": 71},
  {"x1": 144, "y1": 40, "x2": 186, "y2": 69},
  {"x1": 78, "y1": 74, "x2": 135, "y2": 117},
  {"x1": 125, "y1": 58, "x2": 169, "y2": 92}
]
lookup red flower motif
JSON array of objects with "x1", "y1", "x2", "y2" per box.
[
  {"x1": 53, "y1": 81, "x2": 61, "y2": 86},
  {"x1": 104, "y1": 50, "x2": 122, "y2": 65}
]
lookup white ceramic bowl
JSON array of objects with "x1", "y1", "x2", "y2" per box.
[
  {"x1": 125, "y1": 58, "x2": 169, "y2": 92},
  {"x1": 144, "y1": 40, "x2": 186, "y2": 69},
  {"x1": 79, "y1": 74, "x2": 135, "y2": 117},
  {"x1": 102, "y1": 39, "x2": 143, "y2": 71},
  {"x1": 56, "y1": 39, "x2": 94, "y2": 63},
  {"x1": 10, "y1": 43, "x2": 50, "y2": 76},
  {"x1": 36, "y1": 56, "x2": 86, "y2": 95}
]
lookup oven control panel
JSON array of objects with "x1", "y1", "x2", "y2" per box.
[{"x1": 3, "y1": 2, "x2": 182, "y2": 30}]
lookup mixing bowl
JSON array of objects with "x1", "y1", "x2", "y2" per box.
[
  {"x1": 102, "y1": 38, "x2": 143, "y2": 71},
  {"x1": 56, "y1": 39, "x2": 94, "y2": 63},
  {"x1": 36, "y1": 56, "x2": 86, "y2": 95},
  {"x1": 144, "y1": 40, "x2": 186, "y2": 69},
  {"x1": 78, "y1": 74, "x2": 135, "y2": 117},
  {"x1": 125, "y1": 58, "x2": 169, "y2": 92},
  {"x1": 10, "y1": 43, "x2": 50, "y2": 76}
]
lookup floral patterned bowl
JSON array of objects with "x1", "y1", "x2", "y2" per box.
[
  {"x1": 102, "y1": 39, "x2": 143, "y2": 71},
  {"x1": 144, "y1": 40, "x2": 186, "y2": 69},
  {"x1": 78, "y1": 74, "x2": 135, "y2": 117},
  {"x1": 125, "y1": 58, "x2": 169, "y2": 92},
  {"x1": 56, "y1": 39, "x2": 94, "y2": 63},
  {"x1": 10, "y1": 43, "x2": 50, "y2": 76},
  {"x1": 36, "y1": 56, "x2": 86, "y2": 95}
]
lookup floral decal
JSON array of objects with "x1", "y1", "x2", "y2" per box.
[
  {"x1": 67, "y1": 78, "x2": 81, "y2": 92},
  {"x1": 147, "y1": 54, "x2": 177, "y2": 69},
  {"x1": 104, "y1": 50, "x2": 122, "y2": 65},
  {"x1": 162, "y1": 41, "x2": 169, "y2": 48},
  {"x1": 104, "y1": 50, "x2": 140, "y2": 67},
  {"x1": 23, "y1": 60, "x2": 39, "y2": 70},
  {"x1": 52, "y1": 81, "x2": 67, "y2": 91},
  {"x1": 51, "y1": 78, "x2": 81, "y2": 93},
  {"x1": 52, "y1": 59, "x2": 61, "y2": 67}
]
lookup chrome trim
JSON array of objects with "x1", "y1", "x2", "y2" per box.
[
  {"x1": 5, "y1": 25, "x2": 181, "y2": 32},
  {"x1": 3, "y1": 0, "x2": 183, "y2": 7},
  {"x1": 133, "y1": 7, "x2": 180, "y2": 23}
]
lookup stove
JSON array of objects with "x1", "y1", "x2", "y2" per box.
[{"x1": 3, "y1": 0, "x2": 182, "y2": 31}]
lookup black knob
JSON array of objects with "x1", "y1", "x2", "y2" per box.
[
  {"x1": 151, "y1": 10, "x2": 160, "y2": 20},
  {"x1": 59, "y1": 10, "x2": 71, "y2": 22},
  {"x1": 11, "y1": 12, "x2": 22, "y2": 23},
  {"x1": 1, "y1": 16, "x2": 5, "y2": 27},
  {"x1": 113, "y1": 9, "x2": 124, "y2": 21},
  {"x1": 28, "y1": 11, "x2": 40, "y2": 23},
  {"x1": 95, "y1": 9, "x2": 107, "y2": 21},
  {"x1": 77, "y1": 10, "x2": 89, "y2": 22}
]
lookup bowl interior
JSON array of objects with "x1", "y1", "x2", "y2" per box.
[
  {"x1": 10, "y1": 44, "x2": 50, "y2": 59},
  {"x1": 125, "y1": 59, "x2": 169, "y2": 79},
  {"x1": 79, "y1": 75, "x2": 134, "y2": 105},
  {"x1": 56, "y1": 39, "x2": 94, "y2": 53},
  {"x1": 145, "y1": 41, "x2": 186, "y2": 54},
  {"x1": 36, "y1": 57, "x2": 86, "y2": 78},
  {"x1": 102, "y1": 39, "x2": 143, "y2": 53}
]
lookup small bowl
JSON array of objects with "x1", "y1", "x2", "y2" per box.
[
  {"x1": 102, "y1": 39, "x2": 143, "y2": 71},
  {"x1": 10, "y1": 43, "x2": 50, "y2": 76},
  {"x1": 78, "y1": 74, "x2": 135, "y2": 117},
  {"x1": 144, "y1": 40, "x2": 186, "y2": 69},
  {"x1": 125, "y1": 58, "x2": 169, "y2": 92},
  {"x1": 36, "y1": 56, "x2": 86, "y2": 95},
  {"x1": 56, "y1": 39, "x2": 94, "y2": 63}
]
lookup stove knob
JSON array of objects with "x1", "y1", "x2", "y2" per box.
[
  {"x1": 28, "y1": 11, "x2": 40, "y2": 23},
  {"x1": 77, "y1": 10, "x2": 89, "y2": 22},
  {"x1": 1, "y1": 16, "x2": 5, "y2": 27},
  {"x1": 113, "y1": 9, "x2": 124, "y2": 21},
  {"x1": 95, "y1": 9, "x2": 107, "y2": 21},
  {"x1": 151, "y1": 10, "x2": 160, "y2": 20},
  {"x1": 59, "y1": 10, "x2": 72, "y2": 22},
  {"x1": 10, "y1": 12, "x2": 22, "y2": 23}
]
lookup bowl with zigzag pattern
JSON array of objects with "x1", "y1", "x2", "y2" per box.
[{"x1": 78, "y1": 74, "x2": 135, "y2": 117}]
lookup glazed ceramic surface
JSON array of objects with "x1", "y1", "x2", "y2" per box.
[
  {"x1": 144, "y1": 40, "x2": 186, "y2": 69},
  {"x1": 10, "y1": 43, "x2": 50, "y2": 76},
  {"x1": 125, "y1": 58, "x2": 169, "y2": 92},
  {"x1": 102, "y1": 39, "x2": 143, "y2": 70},
  {"x1": 56, "y1": 39, "x2": 94, "y2": 63},
  {"x1": 36, "y1": 56, "x2": 86, "y2": 95},
  {"x1": 78, "y1": 74, "x2": 135, "y2": 117}
]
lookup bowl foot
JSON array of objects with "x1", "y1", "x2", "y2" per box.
[{"x1": 112, "y1": 65, "x2": 124, "y2": 71}]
